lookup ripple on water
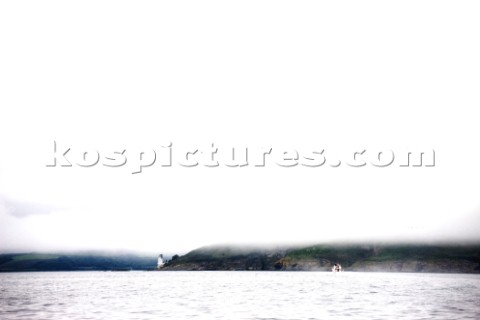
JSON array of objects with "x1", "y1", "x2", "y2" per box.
[{"x1": 0, "y1": 272, "x2": 479, "y2": 320}]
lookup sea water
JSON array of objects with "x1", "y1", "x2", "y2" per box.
[{"x1": 1, "y1": 271, "x2": 479, "y2": 320}]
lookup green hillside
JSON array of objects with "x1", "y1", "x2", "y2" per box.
[
  {"x1": 162, "y1": 243, "x2": 480, "y2": 273},
  {"x1": 0, "y1": 253, "x2": 157, "y2": 272},
  {"x1": 3, "y1": 244, "x2": 480, "y2": 273}
]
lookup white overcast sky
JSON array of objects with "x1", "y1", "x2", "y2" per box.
[{"x1": 1, "y1": 1, "x2": 479, "y2": 254}]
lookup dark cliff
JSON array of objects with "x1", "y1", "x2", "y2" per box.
[{"x1": 162, "y1": 243, "x2": 480, "y2": 273}]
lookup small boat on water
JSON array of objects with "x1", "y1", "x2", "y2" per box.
[{"x1": 332, "y1": 263, "x2": 342, "y2": 272}]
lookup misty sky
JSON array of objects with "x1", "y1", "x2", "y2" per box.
[{"x1": 1, "y1": 1, "x2": 480, "y2": 254}]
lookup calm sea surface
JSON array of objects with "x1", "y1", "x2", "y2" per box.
[{"x1": 1, "y1": 271, "x2": 479, "y2": 320}]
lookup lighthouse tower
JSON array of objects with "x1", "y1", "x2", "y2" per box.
[{"x1": 157, "y1": 254, "x2": 165, "y2": 268}]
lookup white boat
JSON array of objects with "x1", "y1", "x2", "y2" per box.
[{"x1": 332, "y1": 263, "x2": 342, "y2": 272}]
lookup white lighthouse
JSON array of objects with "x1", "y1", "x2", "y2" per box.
[{"x1": 157, "y1": 254, "x2": 165, "y2": 268}]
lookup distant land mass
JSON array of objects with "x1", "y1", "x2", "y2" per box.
[
  {"x1": 162, "y1": 243, "x2": 480, "y2": 273},
  {"x1": 2, "y1": 243, "x2": 480, "y2": 273},
  {"x1": 0, "y1": 253, "x2": 156, "y2": 272}
]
